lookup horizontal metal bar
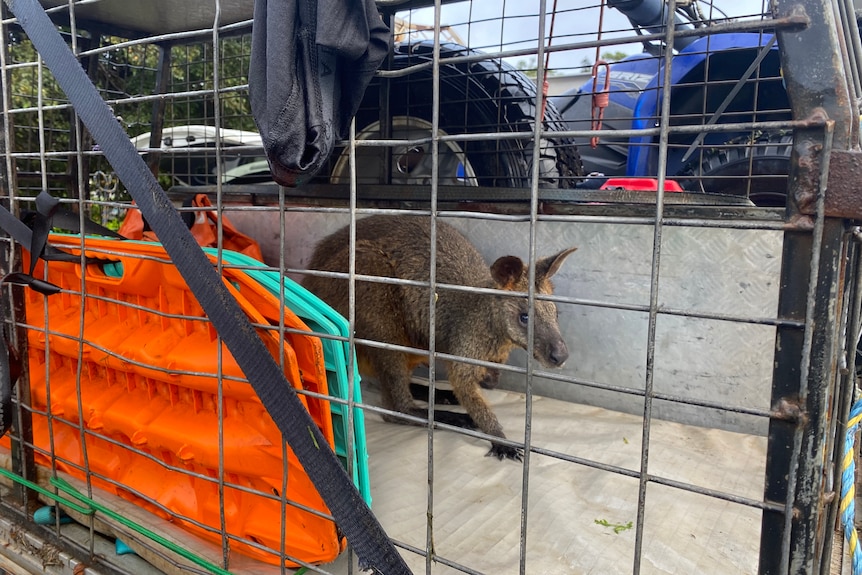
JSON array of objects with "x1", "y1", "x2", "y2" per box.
[
  {"x1": 2, "y1": 10, "x2": 251, "y2": 44},
  {"x1": 536, "y1": 369, "x2": 776, "y2": 418},
  {"x1": 376, "y1": 13, "x2": 809, "y2": 79},
  {"x1": 169, "y1": 197, "x2": 787, "y2": 230},
  {"x1": 546, "y1": 119, "x2": 818, "y2": 141},
  {"x1": 657, "y1": 305, "x2": 805, "y2": 328},
  {"x1": 6, "y1": 84, "x2": 249, "y2": 116},
  {"x1": 529, "y1": 440, "x2": 781, "y2": 511},
  {"x1": 646, "y1": 473, "x2": 785, "y2": 512},
  {"x1": 424, "y1": 552, "x2": 485, "y2": 575},
  {"x1": 235, "y1": 183, "x2": 757, "y2": 206},
  {"x1": 332, "y1": 120, "x2": 808, "y2": 146},
  {"x1": 301, "y1": 267, "x2": 803, "y2": 329},
  {"x1": 0, "y1": 0, "x2": 101, "y2": 24}
]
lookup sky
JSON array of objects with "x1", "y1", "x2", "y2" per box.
[{"x1": 397, "y1": 0, "x2": 773, "y2": 74}]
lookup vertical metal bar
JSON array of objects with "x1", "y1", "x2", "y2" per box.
[
  {"x1": 834, "y1": 0, "x2": 861, "y2": 117},
  {"x1": 264, "y1": 27, "x2": 292, "y2": 575},
  {"x1": 35, "y1": 56, "x2": 47, "y2": 195},
  {"x1": 784, "y1": 124, "x2": 839, "y2": 575},
  {"x1": 518, "y1": 0, "x2": 550, "y2": 572},
  {"x1": 66, "y1": 1, "x2": 99, "y2": 556},
  {"x1": 496, "y1": 0, "x2": 507, "y2": 167},
  {"x1": 210, "y1": 0, "x2": 231, "y2": 567},
  {"x1": 0, "y1": 7, "x2": 13, "y2": 206},
  {"x1": 425, "y1": 1, "x2": 442, "y2": 572},
  {"x1": 51, "y1": 11, "x2": 94, "y2": 529},
  {"x1": 278, "y1": 181, "x2": 291, "y2": 575},
  {"x1": 687, "y1": 4, "x2": 714, "y2": 192},
  {"x1": 336, "y1": 28, "x2": 359, "y2": 574},
  {"x1": 146, "y1": 43, "x2": 172, "y2": 179},
  {"x1": 0, "y1": 4, "x2": 14, "y2": 208},
  {"x1": 0, "y1": 1, "x2": 35, "y2": 513},
  {"x1": 819, "y1": 232, "x2": 861, "y2": 574},
  {"x1": 762, "y1": 2, "x2": 854, "y2": 573},
  {"x1": 63, "y1": 13, "x2": 96, "y2": 204},
  {"x1": 631, "y1": 1, "x2": 677, "y2": 573},
  {"x1": 346, "y1": 70, "x2": 359, "y2": 575},
  {"x1": 378, "y1": 9, "x2": 393, "y2": 186},
  {"x1": 75, "y1": 33, "x2": 98, "y2": 204}
]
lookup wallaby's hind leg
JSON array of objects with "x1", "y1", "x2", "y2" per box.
[
  {"x1": 365, "y1": 349, "x2": 475, "y2": 429},
  {"x1": 447, "y1": 361, "x2": 523, "y2": 461}
]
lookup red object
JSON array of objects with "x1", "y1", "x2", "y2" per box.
[
  {"x1": 9, "y1": 235, "x2": 342, "y2": 567},
  {"x1": 599, "y1": 177, "x2": 685, "y2": 192},
  {"x1": 119, "y1": 194, "x2": 264, "y2": 262},
  {"x1": 590, "y1": 60, "x2": 612, "y2": 149}
]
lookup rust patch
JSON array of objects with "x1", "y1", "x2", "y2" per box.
[
  {"x1": 771, "y1": 396, "x2": 809, "y2": 426},
  {"x1": 821, "y1": 149, "x2": 862, "y2": 219},
  {"x1": 784, "y1": 213, "x2": 815, "y2": 231}
]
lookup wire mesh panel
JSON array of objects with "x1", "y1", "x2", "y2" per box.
[{"x1": 0, "y1": 0, "x2": 859, "y2": 574}]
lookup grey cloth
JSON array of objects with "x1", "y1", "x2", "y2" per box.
[{"x1": 249, "y1": 0, "x2": 390, "y2": 186}]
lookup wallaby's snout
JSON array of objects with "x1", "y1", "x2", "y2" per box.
[
  {"x1": 547, "y1": 339, "x2": 569, "y2": 367},
  {"x1": 532, "y1": 325, "x2": 569, "y2": 368}
]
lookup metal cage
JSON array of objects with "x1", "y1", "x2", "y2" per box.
[{"x1": 0, "y1": 0, "x2": 859, "y2": 574}]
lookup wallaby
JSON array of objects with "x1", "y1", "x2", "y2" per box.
[{"x1": 303, "y1": 215, "x2": 576, "y2": 460}]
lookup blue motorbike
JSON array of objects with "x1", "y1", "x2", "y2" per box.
[{"x1": 552, "y1": 0, "x2": 791, "y2": 206}]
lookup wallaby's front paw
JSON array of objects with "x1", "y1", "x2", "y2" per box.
[
  {"x1": 435, "y1": 390, "x2": 459, "y2": 405},
  {"x1": 486, "y1": 443, "x2": 523, "y2": 461},
  {"x1": 479, "y1": 369, "x2": 501, "y2": 390}
]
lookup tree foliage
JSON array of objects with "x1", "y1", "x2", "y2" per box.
[
  {"x1": 513, "y1": 56, "x2": 560, "y2": 79},
  {"x1": 5, "y1": 28, "x2": 255, "y2": 208},
  {"x1": 578, "y1": 50, "x2": 630, "y2": 72}
]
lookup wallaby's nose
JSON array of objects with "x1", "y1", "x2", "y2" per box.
[{"x1": 548, "y1": 341, "x2": 569, "y2": 367}]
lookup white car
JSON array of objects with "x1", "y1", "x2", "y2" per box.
[{"x1": 131, "y1": 125, "x2": 266, "y2": 187}]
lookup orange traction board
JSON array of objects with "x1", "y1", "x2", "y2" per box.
[{"x1": 7, "y1": 235, "x2": 343, "y2": 567}]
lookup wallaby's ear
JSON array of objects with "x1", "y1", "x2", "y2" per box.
[
  {"x1": 536, "y1": 247, "x2": 578, "y2": 280},
  {"x1": 490, "y1": 256, "x2": 525, "y2": 289}
]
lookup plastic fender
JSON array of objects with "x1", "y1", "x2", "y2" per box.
[
  {"x1": 558, "y1": 53, "x2": 657, "y2": 115},
  {"x1": 626, "y1": 33, "x2": 777, "y2": 176}
]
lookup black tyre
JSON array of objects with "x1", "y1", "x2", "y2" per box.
[
  {"x1": 329, "y1": 41, "x2": 583, "y2": 189},
  {"x1": 677, "y1": 131, "x2": 793, "y2": 207}
]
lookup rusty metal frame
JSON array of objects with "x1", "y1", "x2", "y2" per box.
[
  {"x1": 762, "y1": 1, "x2": 858, "y2": 574},
  {"x1": 821, "y1": 149, "x2": 862, "y2": 219},
  {"x1": 0, "y1": 1, "x2": 859, "y2": 574}
]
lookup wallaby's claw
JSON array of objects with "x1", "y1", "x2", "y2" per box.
[{"x1": 486, "y1": 443, "x2": 523, "y2": 461}]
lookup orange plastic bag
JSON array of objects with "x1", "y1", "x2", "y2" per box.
[{"x1": 119, "y1": 194, "x2": 263, "y2": 261}]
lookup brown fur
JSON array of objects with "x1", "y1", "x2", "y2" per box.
[{"x1": 303, "y1": 215, "x2": 576, "y2": 460}]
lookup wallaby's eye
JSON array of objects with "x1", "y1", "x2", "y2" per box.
[{"x1": 519, "y1": 312, "x2": 529, "y2": 326}]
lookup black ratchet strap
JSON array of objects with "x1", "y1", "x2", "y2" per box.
[
  {"x1": 4, "y1": 1, "x2": 411, "y2": 572},
  {"x1": 0, "y1": 190, "x2": 81, "y2": 438}
]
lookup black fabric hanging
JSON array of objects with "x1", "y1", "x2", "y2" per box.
[{"x1": 248, "y1": 0, "x2": 390, "y2": 186}]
